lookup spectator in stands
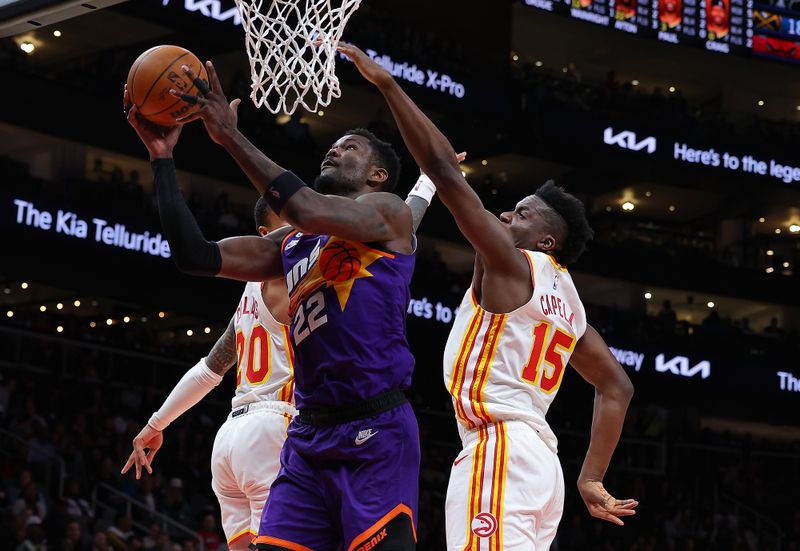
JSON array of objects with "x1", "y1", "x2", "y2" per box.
[
  {"x1": 64, "y1": 520, "x2": 91, "y2": 551},
  {"x1": 565, "y1": 61, "x2": 582, "y2": 83},
  {"x1": 658, "y1": 300, "x2": 677, "y2": 334},
  {"x1": 133, "y1": 475, "x2": 159, "y2": 513},
  {"x1": 92, "y1": 531, "x2": 112, "y2": 551},
  {"x1": 162, "y1": 479, "x2": 191, "y2": 535},
  {"x1": 764, "y1": 317, "x2": 784, "y2": 336},
  {"x1": 17, "y1": 519, "x2": 47, "y2": 551},
  {"x1": 197, "y1": 513, "x2": 223, "y2": 551},
  {"x1": 12, "y1": 397, "x2": 48, "y2": 438},
  {"x1": 700, "y1": 310, "x2": 726, "y2": 337},
  {"x1": 141, "y1": 523, "x2": 162, "y2": 550},
  {"x1": 12, "y1": 481, "x2": 48, "y2": 522},
  {"x1": 106, "y1": 513, "x2": 134, "y2": 550},
  {"x1": 89, "y1": 159, "x2": 109, "y2": 183}
]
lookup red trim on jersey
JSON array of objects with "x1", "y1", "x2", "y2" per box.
[
  {"x1": 228, "y1": 529, "x2": 255, "y2": 546},
  {"x1": 520, "y1": 249, "x2": 536, "y2": 289}
]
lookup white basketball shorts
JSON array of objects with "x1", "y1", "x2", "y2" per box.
[
  {"x1": 445, "y1": 420, "x2": 565, "y2": 550},
  {"x1": 210, "y1": 401, "x2": 295, "y2": 548}
]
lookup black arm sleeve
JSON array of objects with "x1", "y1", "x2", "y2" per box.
[{"x1": 151, "y1": 158, "x2": 222, "y2": 277}]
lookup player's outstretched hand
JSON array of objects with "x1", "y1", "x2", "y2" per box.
[
  {"x1": 577, "y1": 479, "x2": 638, "y2": 526},
  {"x1": 124, "y1": 85, "x2": 183, "y2": 161},
  {"x1": 171, "y1": 61, "x2": 241, "y2": 146},
  {"x1": 336, "y1": 43, "x2": 393, "y2": 87},
  {"x1": 121, "y1": 424, "x2": 164, "y2": 480}
]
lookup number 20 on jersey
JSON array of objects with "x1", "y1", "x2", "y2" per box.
[{"x1": 235, "y1": 324, "x2": 271, "y2": 387}]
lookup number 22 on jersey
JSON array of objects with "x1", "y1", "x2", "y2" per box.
[
  {"x1": 521, "y1": 321, "x2": 576, "y2": 393},
  {"x1": 235, "y1": 324, "x2": 271, "y2": 388}
]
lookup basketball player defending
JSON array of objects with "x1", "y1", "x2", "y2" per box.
[
  {"x1": 123, "y1": 62, "x2": 440, "y2": 549},
  {"x1": 120, "y1": 198, "x2": 294, "y2": 550},
  {"x1": 339, "y1": 44, "x2": 638, "y2": 549}
]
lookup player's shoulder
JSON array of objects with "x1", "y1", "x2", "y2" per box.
[
  {"x1": 265, "y1": 225, "x2": 296, "y2": 247},
  {"x1": 356, "y1": 191, "x2": 410, "y2": 212},
  {"x1": 523, "y1": 250, "x2": 569, "y2": 272}
]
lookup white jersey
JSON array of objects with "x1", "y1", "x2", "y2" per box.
[
  {"x1": 232, "y1": 282, "x2": 294, "y2": 408},
  {"x1": 443, "y1": 250, "x2": 587, "y2": 453}
]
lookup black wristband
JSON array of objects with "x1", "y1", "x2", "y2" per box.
[{"x1": 265, "y1": 171, "x2": 307, "y2": 214}]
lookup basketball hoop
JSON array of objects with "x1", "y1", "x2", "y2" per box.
[{"x1": 234, "y1": 0, "x2": 362, "y2": 115}]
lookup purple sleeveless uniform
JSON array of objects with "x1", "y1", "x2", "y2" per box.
[{"x1": 255, "y1": 231, "x2": 419, "y2": 551}]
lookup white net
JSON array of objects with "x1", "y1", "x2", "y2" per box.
[{"x1": 235, "y1": 0, "x2": 363, "y2": 115}]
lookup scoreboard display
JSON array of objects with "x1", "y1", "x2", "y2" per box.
[{"x1": 523, "y1": 0, "x2": 800, "y2": 63}]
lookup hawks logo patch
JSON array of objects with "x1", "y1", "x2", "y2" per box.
[{"x1": 471, "y1": 512, "x2": 498, "y2": 537}]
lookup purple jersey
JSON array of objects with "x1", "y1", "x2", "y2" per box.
[{"x1": 280, "y1": 230, "x2": 415, "y2": 408}]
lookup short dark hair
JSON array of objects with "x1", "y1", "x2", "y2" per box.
[
  {"x1": 534, "y1": 181, "x2": 594, "y2": 265},
  {"x1": 254, "y1": 196, "x2": 271, "y2": 230},
  {"x1": 343, "y1": 128, "x2": 401, "y2": 192}
]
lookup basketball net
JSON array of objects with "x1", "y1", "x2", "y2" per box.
[{"x1": 234, "y1": 0, "x2": 362, "y2": 115}]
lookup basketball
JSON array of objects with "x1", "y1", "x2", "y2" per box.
[
  {"x1": 126, "y1": 45, "x2": 207, "y2": 126},
  {"x1": 320, "y1": 241, "x2": 362, "y2": 283}
]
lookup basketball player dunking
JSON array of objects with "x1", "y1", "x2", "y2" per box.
[
  {"x1": 340, "y1": 43, "x2": 639, "y2": 549},
  {"x1": 124, "y1": 61, "x2": 438, "y2": 549}
]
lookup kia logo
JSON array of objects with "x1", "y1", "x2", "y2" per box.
[{"x1": 604, "y1": 127, "x2": 657, "y2": 154}]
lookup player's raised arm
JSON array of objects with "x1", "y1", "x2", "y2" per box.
[
  {"x1": 338, "y1": 44, "x2": 525, "y2": 274},
  {"x1": 568, "y1": 325, "x2": 638, "y2": 525},
  {"x1": 170, "y1": 62, "x2": 412, "y2": 250},
  {"x1": 121, "y1": 316, "x2": 238, "y2": 479},
  {"x1": 405, "y1": 154, "x2": 466, "y2": 233},
  {"x1": 125, "y1": 86, "x2": 286, "y2": 282}
]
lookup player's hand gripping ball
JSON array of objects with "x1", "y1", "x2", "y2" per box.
[{"x1": 126, "y1": 45, "x2": 208, "y2": 126}]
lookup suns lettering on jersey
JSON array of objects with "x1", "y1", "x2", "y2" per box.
[{"x1": 286, "y1": 238, "x2": 322, "y2": 295}]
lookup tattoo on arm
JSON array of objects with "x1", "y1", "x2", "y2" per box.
[
  {"x1": 205, "y1": 317, "x2": 238, "y2": 375},
  {"x1": 406, "y1": 196, "x2": 430, "y2": 233}
]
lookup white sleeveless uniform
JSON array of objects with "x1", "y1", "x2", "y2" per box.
[
  {"x1": 443, "y1": 251, "x2": 587, "y2": 550},
  {"x1": 210, "y1": 281, "x2": 296, "y2": 547}
]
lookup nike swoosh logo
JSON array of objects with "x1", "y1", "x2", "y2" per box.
[
  {"x1": 453, "y1": 455, "x2": 468, "y2": 467},
  {"x1": 355, "y1": 430, "x2": 379, "y2": 445}
]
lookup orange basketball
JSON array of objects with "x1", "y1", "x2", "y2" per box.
[
  {"x1": 320, "y1": 242, "x2": 362, "y2": 283},
  {"x1": 126, "y1": 45, "x2": 207, "y2": 126}
]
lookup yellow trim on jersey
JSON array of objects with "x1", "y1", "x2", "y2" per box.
[
  {"x1": 520, "y1": 248, "x2": 537, "y2": 289},
  {"x1": 277, "y1": 325, "x2": 295, "y2": 403},
  {"x1": 489, "y1": 423, "x2": 509, "y2": 550},
  {"x1": 227, "y1": 528, "x2": 255, "y2": 545},
  {"x1": 234, "y1": 327, "x2": 246, "y2": 389},
  {"x1": 547, "y1": 253, "x2": 569, "y2": 272},
  {"x1": 467, "y1": 314, "x2": 507, "y2": 427},
  {"x1": 463, "y1": 426, "x2": 489, "y2": 551},
  {"x1": 450, "y1": 305, "x2": 485, "y2": 427}
]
